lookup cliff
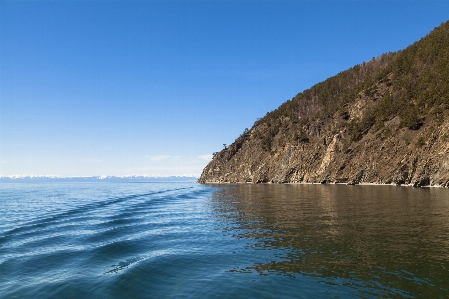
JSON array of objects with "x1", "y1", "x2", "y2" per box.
[{"x1": 199, "y1": 21, "x2": 449, "y2": 187}]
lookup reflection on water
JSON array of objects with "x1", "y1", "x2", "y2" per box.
[
  {"x1": 210, "y1": 184, "x2": 449, "y2": 298},
  {"x1": 1, "y1": 183, "x2": 448, "y2": 298}
]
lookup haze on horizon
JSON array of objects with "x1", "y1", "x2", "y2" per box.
[{"x1": 1, "y1": 1, "x2": 448, "y2": 177}]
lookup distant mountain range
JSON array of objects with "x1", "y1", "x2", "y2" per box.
[
  {"x1": 0, "y1": 175, "x2": 199, "y2": 183},
  {"x1": 199, "y1": 20, "x2": 449, "y2": 187}
]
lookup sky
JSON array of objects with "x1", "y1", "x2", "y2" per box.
[{"x1": 1, "y1": 1, "x2": 448, "y2": 177}]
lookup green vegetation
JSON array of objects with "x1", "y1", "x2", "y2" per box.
[
  {"x1": 416, "y1": 136, "x2": 426, "y2": 148},
  {"x1": 251, "y1": 20, "x2": 449, "y2": 143}
]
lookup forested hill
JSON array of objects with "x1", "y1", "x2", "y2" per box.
[{"x1": 199, "y1": 20, "x2": 449, "y2": 187}]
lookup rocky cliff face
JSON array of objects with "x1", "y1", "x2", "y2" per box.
[
  {"x1": 199, "y1": 21, "x2": 449, "y2": 187},
  {"x1": 199, "y1": 108, "x2": 449, "y2": 187}
]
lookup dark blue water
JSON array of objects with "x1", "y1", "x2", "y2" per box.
[{"x1": 1, "y1": 183, "x2": 448, "y2": 298}]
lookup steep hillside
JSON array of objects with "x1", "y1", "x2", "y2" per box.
[{"x1": 199, "y1": 21, "x2": 449, "y2": 187}]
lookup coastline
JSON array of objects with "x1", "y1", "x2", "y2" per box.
[{"x1": 198, "y1": 180, "x2": 448, "y2": 188}]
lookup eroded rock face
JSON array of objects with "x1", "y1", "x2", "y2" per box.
[{"x1": 199, "y1": 111, "x2": 449, "y2": 187}]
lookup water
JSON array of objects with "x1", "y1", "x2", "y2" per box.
[{"x1": 1, "y1": 182, "x2": 448, "y2": 298}]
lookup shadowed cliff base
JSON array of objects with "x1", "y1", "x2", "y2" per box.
[{"x1": 199, "y1": 21, "x2": 449, "y2": 188}]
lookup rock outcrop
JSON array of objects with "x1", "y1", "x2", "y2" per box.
[{"x1": 199, "y1": 21, "x2": 449, "y2": 187}]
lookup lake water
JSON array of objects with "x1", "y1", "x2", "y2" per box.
[{"x1": 1, "y1": 182, "x2": 448, "y2": 298}]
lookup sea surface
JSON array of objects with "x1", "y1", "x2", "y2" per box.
[{"x1": 1, "y1": 182, "x2": 448, "y2": 298}]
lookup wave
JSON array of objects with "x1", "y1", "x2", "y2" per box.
[{"x1": 0, "y1": 185, "x2": 205, "y2": 268}]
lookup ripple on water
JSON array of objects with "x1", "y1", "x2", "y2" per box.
[{"x1": 1, "y1": 183, "x2": 449, "y2": 298}]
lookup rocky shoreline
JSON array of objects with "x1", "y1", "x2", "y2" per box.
[
  {"x1": 198, "y1": 113, "x2": 449, "y2": 188},
  {"x1": 199, "y1": 22, "x2": 449, "y2": 188},
  {"x1": 200, "y1": 181, "x2": 449, "y2": 188}
]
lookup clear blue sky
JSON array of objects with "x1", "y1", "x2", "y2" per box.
[{"x1": 1, "y1": 1, "x2": 448, "y2": 176}]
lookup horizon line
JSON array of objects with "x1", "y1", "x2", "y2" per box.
[{"x1": 0, "y1": 174, "x2": 201, "y2": 179}]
